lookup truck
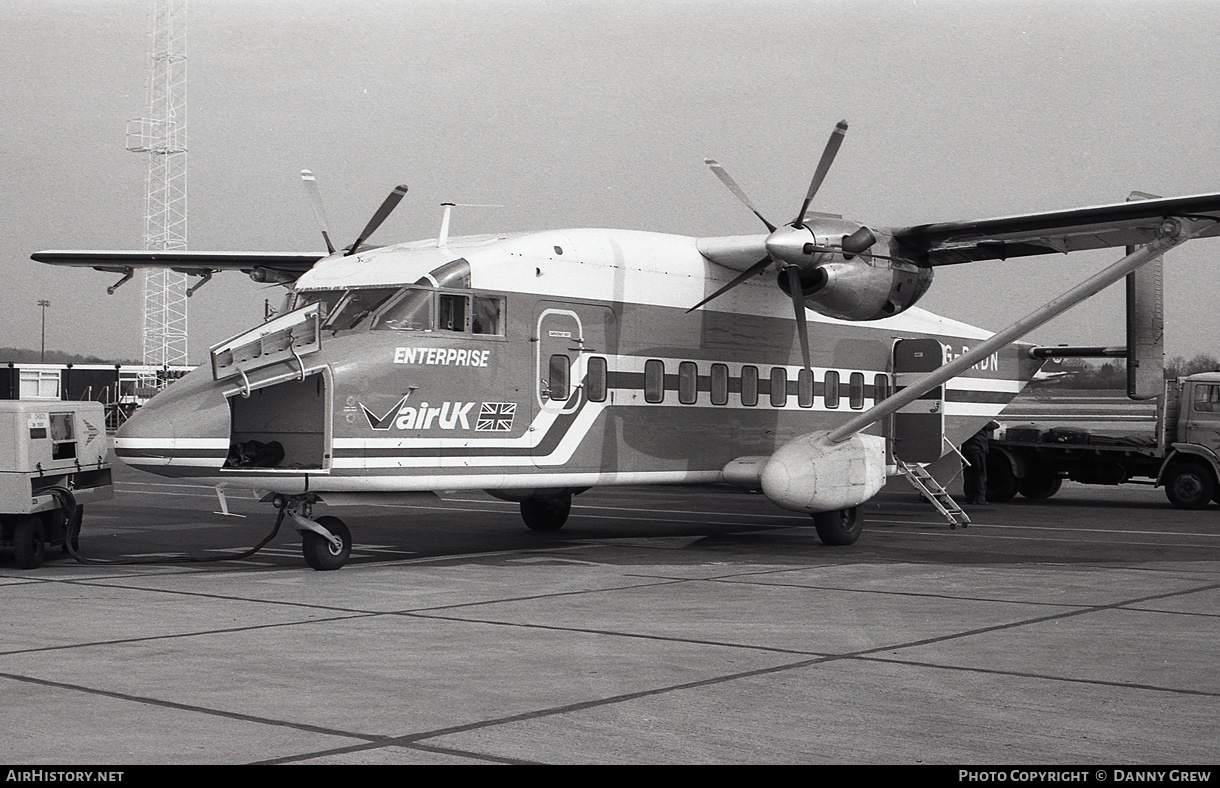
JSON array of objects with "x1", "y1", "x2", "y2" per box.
[
  {"x1": 0, "y1": 400, "x2": 113, "y2": 568},
  {"x1": 988, "y1": 372, "x2": 1220, "y2": 509}
]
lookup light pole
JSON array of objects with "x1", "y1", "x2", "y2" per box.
[{"x1": 38, "y1": 299, "x2": 50, "y2": 362}]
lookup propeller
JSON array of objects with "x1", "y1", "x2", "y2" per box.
[
  {"x1": 299, "y1": 170, "x2": 409, "y2": 257},
  {"x1": 348, "y1": 184, "x2": 409, "y2": 256},
  {"x1": 692, "y1": 120, "x2": 861, "y2": 371},
  {"x1": 300, "y1": 170, "x2": 336, "y2": 254}
]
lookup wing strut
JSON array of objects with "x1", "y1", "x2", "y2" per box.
[{"x1": 826, "y1": 216, "x2": 1217, "y2": 445}]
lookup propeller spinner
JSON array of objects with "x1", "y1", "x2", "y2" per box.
[{"x1": 691, "y1": 120, "x2": 878, "y2": 371}]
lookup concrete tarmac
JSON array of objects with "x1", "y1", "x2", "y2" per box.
[{"x1": 1, "y1": 464, "x2": 1217, "y2": 765}]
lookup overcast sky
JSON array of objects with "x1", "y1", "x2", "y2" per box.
[{"x1": 2, "y1": 0, "x2": 1218, "y2": 364}]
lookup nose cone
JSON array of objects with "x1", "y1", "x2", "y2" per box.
[
  {"x1": 113, "y1": 368, "x2": 231, "y2": 474},
  {"x1": 764, "y1": 225, "x2": 814, "y2": 269}
]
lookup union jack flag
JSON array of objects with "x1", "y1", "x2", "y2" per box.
[{"x1": 476, "y1": 402, "x2": 517, "y2": 431}]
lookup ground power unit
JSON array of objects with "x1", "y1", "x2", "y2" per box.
[{"x1": 0, "y1": 400, "x2": 113, "y2": 568}]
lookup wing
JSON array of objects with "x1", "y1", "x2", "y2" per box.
[
  {"x1": 893, "y1": 192, "x2": 1220, "y2": 265},
  {"x1": 31, "y1": 250, "x2": 325, "y2": 282}
]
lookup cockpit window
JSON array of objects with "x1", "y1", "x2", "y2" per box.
[
  {"x1": 323, "y1": 288, "x2": 399, "y2": 331},
  {"x1": 472, "y1": 296, "x2": 503, "y2": 335},
  {"x1": 374, "y1": 287, "x2": 434, "y2": 332},
  {"x1": 437, "y1": 293, "x2": 468, "y2": 332}
]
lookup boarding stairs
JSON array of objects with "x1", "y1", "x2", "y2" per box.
[{"x1": 895, "y1": 458, "x2": 970, "y2": 529}]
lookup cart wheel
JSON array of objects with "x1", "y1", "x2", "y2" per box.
[
  {"x1": 13, "y1": 515, "x2": 45, "y2": 570},
  {"x1": 302, "y1": 515, "x2": 352, "y2": 571}
]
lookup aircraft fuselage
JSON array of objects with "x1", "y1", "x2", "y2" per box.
[{"x1": 114, "y1": 228, "x2": 1040, "y2": 499}]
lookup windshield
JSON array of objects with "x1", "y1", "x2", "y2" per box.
[{"x1": 291, "y1": 289, "x2": 345, "y2": 319}]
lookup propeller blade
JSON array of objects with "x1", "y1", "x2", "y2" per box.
[
  {"x1": 300, "y1": 170, "x2": 336, "y2": 255},
  {"x1": 786, "y1": 266, "x2": 812, "y2": 371},
  {"x1": 686, "y1": 255, "x2": 772, "y2": 313},
  {"x1": 347, "y1": 184, "x2": 409, "y2": 256},
  {"x1": 705, "y1": 159, "x2": 776, "y2": 232},
  {"x1": 793, "y1": 120, "x2": 848, "y2": 228}
]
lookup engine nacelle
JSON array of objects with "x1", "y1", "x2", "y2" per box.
[
  {"x1": 766, "y1": 220, "x2": 934, "y2": 322},
  {"x1": 781, "y1": 257, "x2": 934, "y2": 322},
  {"x1": 759, "y1": 431, "x2": 887, "y2": 513}
]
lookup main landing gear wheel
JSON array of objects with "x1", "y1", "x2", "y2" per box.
[
  {"x1": 812, "y1": 506, "x2": 862, "y2": 546},
  {"x1": 520, "y1": 495, "x2": 572, "y2": 532},
  {"x1": 302, "y1": 515, "x2": 352, "y2": 571},
  {"x1": 1165, "y1": 462, "x2": 1215, "y2": 510},
  {"x1": 13, "y1": 514, "x2": 46, "y2": 570}
]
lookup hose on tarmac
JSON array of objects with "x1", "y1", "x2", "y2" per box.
[{"x1": 48, "y1": 486, "x2": 286, "y2": 566}]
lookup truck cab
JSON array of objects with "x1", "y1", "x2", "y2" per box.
[{"x1": 1160, "y1": 372, "x2": 1220, "y2": 508}]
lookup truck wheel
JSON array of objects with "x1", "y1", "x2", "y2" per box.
[
  {"x1": 13, "y1": 515, "x2": 45, "y2": 570},
  {"x1": 1165, "y1": 462, "x2": 1215, "y2": 510},
  {"x1": 1019, "y1": 474, "x2": 1062, "y2": 500},
  {"x1": 986, "y1": 454, "x2": 1019, "y2": 502},
  {"x1": 813, "y1": 507, "x2": 862, "y2": 546}
]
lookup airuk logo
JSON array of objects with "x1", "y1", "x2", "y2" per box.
[{"x1": 361, "y1": 394, "x2": 516, "y2": 432}]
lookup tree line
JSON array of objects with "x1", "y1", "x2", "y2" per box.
[{"x1": 1045, "y1": 354, "x2": 1220, "y2": 389}]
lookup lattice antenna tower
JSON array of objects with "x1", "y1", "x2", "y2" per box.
[{"x1": 126, "y1": 0, "x2": 188, "y2": 386}]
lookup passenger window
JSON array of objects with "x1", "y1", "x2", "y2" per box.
[
  {"x1": 587, "y1": 357, "x2": 607, "y2": 403},
  {"x1": 741, "y1": 366, "x2": 758, "y2": 406},
  {"x1": 824, "y1": 371, "x2": 840, "y2": 409},
  {"x1": 770, "y1": 367, "x2": 788, "y2": 407},
  {"x1": 850, "y1": 372, "x2": 865, "y2": 409},
  {"x1": 679, "y1": 362, "x2": 698, "y2": 405},
  {"x1": 874, "y1": 374, "x2": 889, "y2": 403},
  {"x1": 472, "y1": 296, "x2": 504, "y2": 335},
  {"x1": 548, "y1": 354, "x2": 570, "y2": 402},
  {"x1": 645, "y1": 359, "x2": 665, "y2": 403},
  {"x1": 710, "y1": 364, "x2": 729, "y2": 406},
  {"x1": 798, "y1": 369, "x2": 814, "y2": 408},
  {"x1": 438, "y1": 294, "x2": 469, "y2": 332}
]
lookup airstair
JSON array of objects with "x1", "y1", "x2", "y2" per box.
[{"x1": 895, "y1": 459, "x2": 970, "y2": 529}]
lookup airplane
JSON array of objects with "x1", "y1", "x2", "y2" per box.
[{"x1": 33, "y1": 121, "x2": 1220, "y2": 569}]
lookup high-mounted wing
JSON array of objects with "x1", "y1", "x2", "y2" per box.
[
  {"x1": 894, "y1": 192, "x2": 1220, "y2": 265},
  {"x1": 32, "y1": 173, "x2": 408, "y2": 291},
  {"x1": 31, "y1": 250, "x2": 325, "y2": 287}
]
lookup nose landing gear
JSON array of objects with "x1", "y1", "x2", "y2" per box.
[{"x1": 273, "y1": 495, "x2": 352, "y2": 571}]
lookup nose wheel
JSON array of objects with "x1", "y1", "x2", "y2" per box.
[{"x1": 299, "y1": 514, "x2": 352, "y2": 571}]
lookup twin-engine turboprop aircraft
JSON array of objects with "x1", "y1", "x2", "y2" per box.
[{"x1": 34, "y1": 122, "x2": 1220, "y2": 569}]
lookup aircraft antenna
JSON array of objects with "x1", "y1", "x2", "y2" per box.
[
  {"x1": 438, "y1": 203, "x2": 504, "y2": 247},
  {"x1": 126, "y1": 0, "x2": 189, "y2": 391}
]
